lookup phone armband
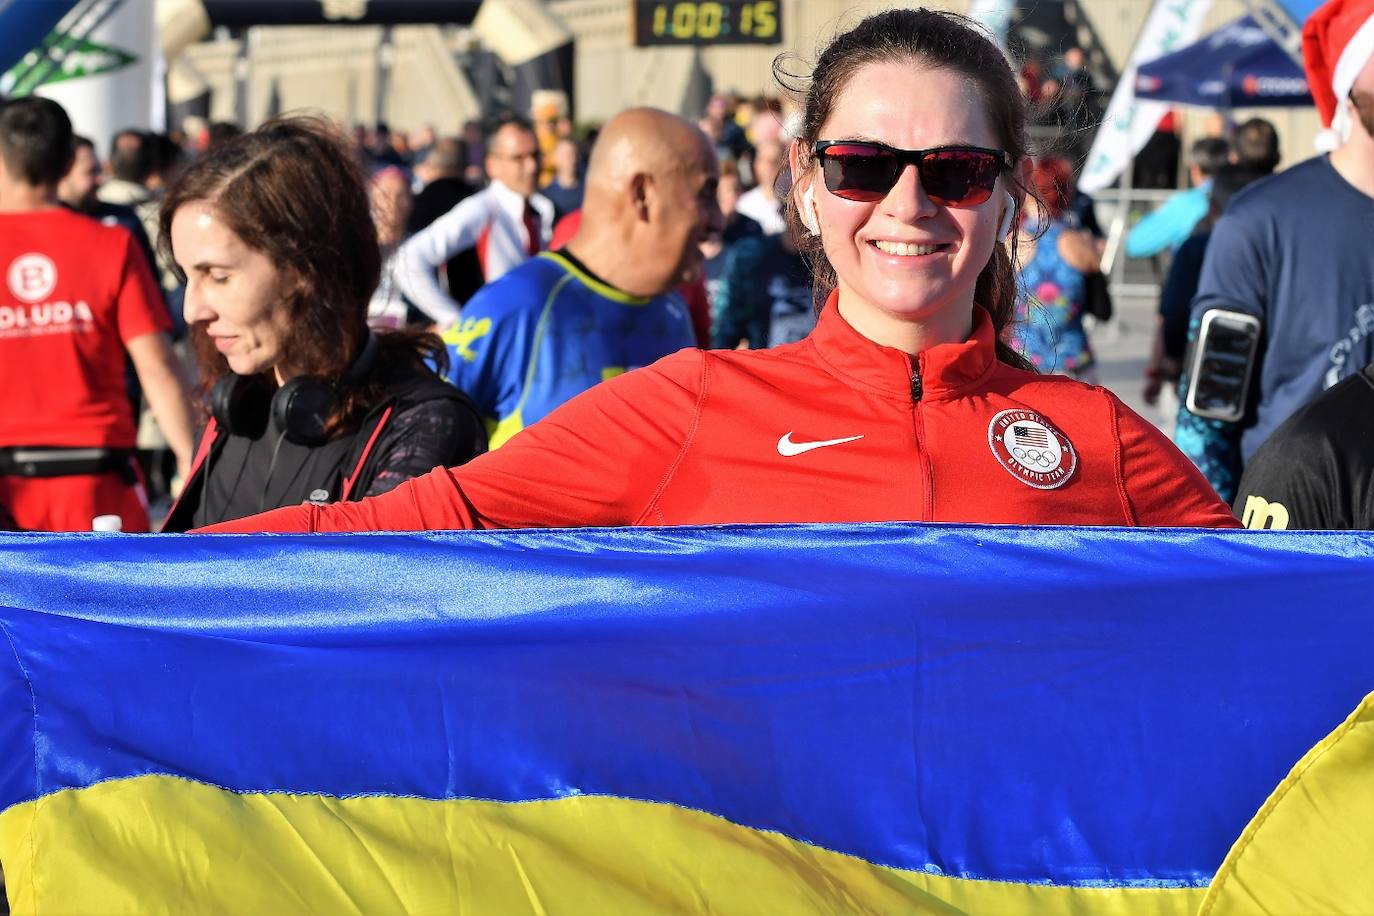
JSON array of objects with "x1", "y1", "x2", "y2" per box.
[{"x1": 1184, "y1": 309, "x2": 1262, "y2": 423}]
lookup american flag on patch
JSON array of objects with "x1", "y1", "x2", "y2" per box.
[{"x1": 1013, "y1": 426, "x2": 1050, "y2": 448}]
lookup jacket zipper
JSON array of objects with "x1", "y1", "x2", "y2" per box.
[{"x1": 911, "y1": 359, "x2": 932, "y2": 519}]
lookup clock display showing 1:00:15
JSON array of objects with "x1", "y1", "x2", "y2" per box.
[{"x1": 633, "y1": 1, "x2": 783, "y2": 46}]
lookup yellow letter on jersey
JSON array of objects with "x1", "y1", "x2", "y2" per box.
[
  {"x1": 442, "y1": 317, "x2": 493, "y2": 364},
  {"x1": 1242, "y1": 495, "x2": 1290, "y2": 530}
]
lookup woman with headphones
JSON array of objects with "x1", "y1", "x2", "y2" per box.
[
  {"x1": 161, "y1": 118, "x2": 486, "y2": 531},
  {"x1": 203, "y1": 11, "x2": 1235, "y2": 535}
]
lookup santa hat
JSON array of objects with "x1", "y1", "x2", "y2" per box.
[{"x1": 1303, "y1": 0, "x2": 1374, "y2": 149}]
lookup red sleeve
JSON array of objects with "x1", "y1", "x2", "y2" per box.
[
  {"x1": 115, "y1": 229, "x2": 171, "y2": 344},
  {"x1": 1111, "y1": 393, "x2": 1240, "y2": 528},
  {"x1": 198, "y1": 350, "x2": 707, "y2": 533},
  {"x1": 549, "y1": 210, "x2": 581, "y2": 250}
]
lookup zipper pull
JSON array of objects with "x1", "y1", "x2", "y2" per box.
[{"x1": 910, "y1": 367, "x2": 923, "y2": 402}]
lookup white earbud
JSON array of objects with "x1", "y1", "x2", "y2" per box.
[
  {"x1": 998, "y1": 191, "x2": 1016, "y2": 240},
  {"x1": 800, "y1": 184, "x2": 820, "y2": 235}
]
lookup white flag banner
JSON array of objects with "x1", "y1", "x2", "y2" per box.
[
  {"x1": 32, "y1": 0, "x2": 156, "y2": 158},
  {"x1": 967, "y1": 0, "x2": 1016, "y2": 48},
  {"x1": 1079, "y1": 0, "x2": 1216, "y2": 193}
]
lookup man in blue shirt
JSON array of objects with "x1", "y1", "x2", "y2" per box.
[
  {"x1": 1174, "y1": 0, "x2": 1374, "y2": 500},
  {"x1": 445, "y1": 108, "x2": 722, "y2": 449}
]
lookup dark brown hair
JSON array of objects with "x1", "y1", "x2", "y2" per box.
[
  {"x1": 160, "y1": 116, "x2": 446, "y2": 432},
  {"x1": 0, "y1": 97, "x2": 73, "y2": 186},
  {"x1": 777, "y1": 8, "x2": 1034, "y2": 369},
  {"x1": 1232, "y1": 118, "x2": 1280, "y2": 175}
]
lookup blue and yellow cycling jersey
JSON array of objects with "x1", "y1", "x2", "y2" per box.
[{"x1": 443, "y1": 251, "x2": 695, "y2": 449}]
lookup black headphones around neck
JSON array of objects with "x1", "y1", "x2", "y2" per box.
[{"x1": 210, "y1": 333, "x2": 381, "y2": 446}]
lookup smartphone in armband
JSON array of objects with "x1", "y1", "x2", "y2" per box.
[{"x1": 1184, "y1": 309, "x2": 1262, "y2": 423}]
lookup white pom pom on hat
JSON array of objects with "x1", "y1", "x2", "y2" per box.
[
  {"x1": 1302, "y1": 0, "x2": 1374, "y2": 148},
  {"x1": 1314, "y1": 127, "x2": 1343, "y2": 150}
]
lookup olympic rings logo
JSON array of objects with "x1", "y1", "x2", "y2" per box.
[
  {"x1": 988, "y1": 409, "x2": 1077, "y2": 490},
  {"x1": 1012, "y1": 446, "x2": 1057, "y2": 469}
]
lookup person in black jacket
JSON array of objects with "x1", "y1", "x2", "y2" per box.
[
  {"x1": 1143, "y1": 165, "x2": 1262, "y2": 406},
  {"x1": 407, "y1": 137, "x2": 483, "y2": 310},
  {"x1": 158, "y1": 117, "x2": 486, "y2": 531}
]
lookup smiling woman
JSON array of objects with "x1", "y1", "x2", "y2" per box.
[
  {"x1": 158, "y1": 118, "x2": 487, "y2": 531},
  {"x1": 201, "y1": 12, "x2": 1237, "y2": 535},
  {"x1": 781, "y1": 14, "x2": 1031, "y2": 364}
]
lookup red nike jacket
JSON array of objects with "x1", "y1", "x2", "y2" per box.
[{"x1": 203, "y1": 301, "x2": 1238, "y2": 533}]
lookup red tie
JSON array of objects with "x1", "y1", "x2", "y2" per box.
[{"x1": 523, "y1": 204, "x2": 542, "y2": 256}]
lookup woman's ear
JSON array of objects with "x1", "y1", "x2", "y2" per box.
[
  {"x1": 789, "y1": 140, "x2": 820, "y2": 235},
  {"x1": 800, "y1": 183, "x2": 820, "y2": 234},
  {"x1": 998, "y1": 192, "x2": 1016, "y2": 240},
  {"x1": 999, "y1": 157, "x2": 1033, "y2": 240},
  {"x1": 1010, "y1": 156, "x2": 1033, "y2": 211}
]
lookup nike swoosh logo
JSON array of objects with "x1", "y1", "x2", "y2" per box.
[{"x1": 777, "y1": 432, "x2": 865, "y2": 457}]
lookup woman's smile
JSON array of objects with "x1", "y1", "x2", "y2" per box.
[{"x1": 868, "y1": 239, "x2": 951, "y2": 258}]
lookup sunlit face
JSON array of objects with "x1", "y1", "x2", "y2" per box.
[
  {"x1": 58, "y1": 144, "x2": 102, "y2": 208},
  {"x1": 1351, "y1": 53, "x2": 1374, "y2": 138},
  {"x1": 172, "y1": 199, "x2": 292, "y2": 379},
  {"x1": 652, "y1": 134, "x2": 724, "y2": 289},
  {"x1": 486, "y1": 124, "x2": 541, "y2": 198},
  {"x1": 800, "y1": 61, "x2": 1010, "y2": 341},
  {"x1": 370, "y1": 170, "x2": 412, "y2": 248},
  {"x1": 752, "y1": 141, "x2": 783, "y2": 193},
  {"x1": 717, "y1": 173, "x2": 742, "y2": 218},
  {"x1": 552, "y1": 139, "x2": 579, "y2": 176}
]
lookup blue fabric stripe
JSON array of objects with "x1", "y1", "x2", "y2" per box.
[{"x1": 0, "y1": 524, "x2": 1371, "y2": 887}]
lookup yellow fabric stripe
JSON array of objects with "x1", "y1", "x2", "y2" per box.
[
  {"x1": 0, "y1": 774, "x2": 1205, "y2": 916},
  {"x1": 1198, "y1": 690, "x2": 1374, "y2": 916},
  {"x1": 540, "y1": 251, "x2": 650, "y2": 305}
]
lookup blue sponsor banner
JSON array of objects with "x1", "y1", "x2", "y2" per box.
[
  {"x1": 1136, "y1": 16, "x2": 1312, "y2": 108},
  {"x1": 0, "y1": 0, "x2": 77, "y2": 76}
]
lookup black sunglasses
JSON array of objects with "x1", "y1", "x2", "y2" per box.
[{"x1": 813, "y1": 141, "x2": 1010, "y2": 207}]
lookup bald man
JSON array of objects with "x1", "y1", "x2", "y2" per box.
[
  {"x1": 395, "y1": 117, "x2": 555, "y2": 326},
  {"x1": 443, "y1": 107, "x2": 722, "y2": 449}
]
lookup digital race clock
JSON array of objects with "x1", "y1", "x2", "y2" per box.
[{"x1": 632, "y1": 1, "x2": 783, "y2": 46}]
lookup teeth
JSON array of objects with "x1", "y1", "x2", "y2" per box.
[{"x1": 873, "y1": 240, "x2": 940, "y2": 256}]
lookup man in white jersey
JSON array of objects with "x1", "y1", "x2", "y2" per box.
[{"x1": 394, "y1": 117, "x2": 555, "y2": 327}]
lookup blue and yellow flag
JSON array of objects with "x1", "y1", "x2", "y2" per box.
[{"x1": 0, "y1": 524, "x2": 1370, "y2": 915}]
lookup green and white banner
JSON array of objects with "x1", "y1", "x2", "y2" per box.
[
  {"x1": 30, "y1": 0, "x2": 156, "y2": 158},
  {"x1": 2, "y1": 35, "x2": 137, "y2": 96},
  {"x1": 1079, "y1": 0, "x2": 1216, "y2": 193}
]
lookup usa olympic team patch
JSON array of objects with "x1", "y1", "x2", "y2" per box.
[{"x1": 987, "y1": 409, "x2": 1077, "y2": 490}]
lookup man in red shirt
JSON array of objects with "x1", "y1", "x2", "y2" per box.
[{"x1": 0, "y1": 98, "x2": 194, "y2": 532}]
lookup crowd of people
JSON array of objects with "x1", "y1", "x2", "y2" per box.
[{"x1": 0, "y1": 0, "x2": 1371, "y2": 536}]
